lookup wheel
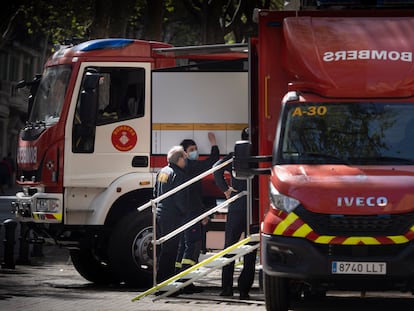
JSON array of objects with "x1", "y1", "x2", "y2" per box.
[
  {"x1": 108, "y1": 210, "x2": 153, "y2": 288},
  {"x1": 264, "y1": 272, "x2": 290, "y2": 311},
  {"x1": 70, "y1": 248, "x2": 118, "y2": 284}
]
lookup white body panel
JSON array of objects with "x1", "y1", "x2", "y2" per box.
[
  {"x1": 64, "y1": 62, "x2": 152, "y2": 188},
  {"x1": 152, "y1": 71, "x2": 248, "y2": 155},
  {"x1": 63, "y1": 64, "x2": 247, "y2": 225}
]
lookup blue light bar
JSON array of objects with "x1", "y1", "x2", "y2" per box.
[{"x1": 74, "y1": 39, "x2": 134, "y2": 52}]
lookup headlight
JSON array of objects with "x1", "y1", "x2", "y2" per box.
[
  {"x1": 35, "y1": 198, "x2": 60, "y2": 213},
  {"x1": 269, "y1": 182, "x2": 300, "y2": 213}
]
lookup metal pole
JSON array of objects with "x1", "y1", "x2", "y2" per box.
[
  {"x1": 151, "y1": 200, "x2": 157, "y2": 287},
  {"x1": 246, "y1": 178, "x2": 252, "y2": 237}
]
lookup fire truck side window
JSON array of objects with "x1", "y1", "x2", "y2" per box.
[
  {"x1": 72, "y1": 67, "x2": 145, "y2": 153},
  {"x1": 95, "y1": 67, "x2": 145, "y2": 125}
]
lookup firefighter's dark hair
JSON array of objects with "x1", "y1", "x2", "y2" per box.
[
  {"x1": 241, "y1": 127, "x2": 249, "y2": 140},
  {"x1": 180, "y1": 139, "x2": 197, "y2": 152}
]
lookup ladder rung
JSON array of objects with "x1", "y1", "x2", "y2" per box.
[
  {"x1": 160, "y1": 283, "x2": 182, "y2": 291},
  {"x1": 178, "y1": 269, "x2": 207, "y2": 280},
  {"x1": 203, "y1": 257, "x2": 228, "y2": 268}
]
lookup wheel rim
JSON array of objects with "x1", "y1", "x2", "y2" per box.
[{"x1": 132, "y1": 226, "x2": 153, "y2": 271}]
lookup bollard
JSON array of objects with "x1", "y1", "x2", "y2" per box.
[
  {"x1": 16, "y1": 222, "x2": 30, "y2": 265},
  {"x1": 2, "y1": 219, "x2": 17, "y2": 269},
  {"x1": 31, "y1": 231, "x2": 44, "y2": 258}
]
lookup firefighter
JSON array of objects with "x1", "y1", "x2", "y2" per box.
[
  {"x1": 175, "y1": 132, "x2": 219, "y2": 292},
  {"x1": 213, "y1": 128, "x2": 257, "y2": 300},
  {"x1": 154, "y1": 145, "x2": 189, "y2": 283}
]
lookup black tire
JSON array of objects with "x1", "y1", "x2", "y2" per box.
[
  {"x1": 108, "y1": 210, "x2": 153, "y2": 288},
  {"x1": 70, "y1": 248, "x2": 118, "y2": 285},
  {"x1": 264, "y1": 272, "x2": 290, "y2": 311}
]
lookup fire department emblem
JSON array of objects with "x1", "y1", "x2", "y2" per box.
[{"x1": 111, "y1": 125, "x2": 137, "y2": 151}]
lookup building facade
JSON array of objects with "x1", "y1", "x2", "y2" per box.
[{"x1": 0, "y1": 41, "x2": 43, "y2": 167}]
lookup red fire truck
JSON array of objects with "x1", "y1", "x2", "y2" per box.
[
  {"x1": 12, "y1": 39, "x2": 248, "y2": 286},
  {"x1": 12, "y1": 5, "x2": 414, "y2": 309},
  {"x1": 234, "y1": 8, "x2": 414, "y2": 311}
]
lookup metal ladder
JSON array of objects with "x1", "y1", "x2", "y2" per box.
[{"x1": 131, "y1": 233, "x2": 260, "y2": 302}]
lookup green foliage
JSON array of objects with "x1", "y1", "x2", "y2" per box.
[
  {"x1": 2, "y1": 0, "x2": 283, "y2": 52},
  {"x1": 19, "y1": 1, "x2": 91, "y2": 46}
]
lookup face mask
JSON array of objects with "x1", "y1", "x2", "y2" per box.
[{"x1": 188, "y1": 150, "x2": 199, "y2": 160}]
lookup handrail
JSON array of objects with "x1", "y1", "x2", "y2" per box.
[
  {"x1": 135, "y1": 157, "x2": 243, "y2": 286},
  {"x1": 137, "y1": 157, "x2": 233, "y2": 212},
  {"x1": 157, "y1": 190, "x2": 247, "y2": 245}
]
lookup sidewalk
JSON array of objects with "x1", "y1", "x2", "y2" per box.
[
  {"x1": 0, "y1": 243, "x2": 265, "y2": 311},
  {"x1": 0, "y1": 185, "x2": 266, "y2": 310}
]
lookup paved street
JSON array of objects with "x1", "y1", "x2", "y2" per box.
[
  {"x1": 0, "y1": 242, "x2": 266, "y2": 311},
  {"x1": 0, "y1": 188, "x2": 266, "y2": 311},
  {"x1": 2, "y1": 248, "x2": 414, "y2": 311},
  {"x1": 2, "y1": 189, "x2": 414, "y2": 310}
]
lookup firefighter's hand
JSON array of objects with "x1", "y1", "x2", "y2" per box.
[
  {"x1": 208, "y1": 132, "x2": 217, "y2": 146},
  {"x1": 224, "y1": 187, "x2": 236, "y2": 199},
  {"x1": 202, "y1": 216, "x2": 209, "y2": 226}
]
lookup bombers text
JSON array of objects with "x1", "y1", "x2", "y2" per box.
[{"x1": 323, "y1": 50, "x2": 412, "y2": 62}]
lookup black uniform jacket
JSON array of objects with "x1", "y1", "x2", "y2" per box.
[
  {"x1": 213, "y1": 152, "x2": 247, "y2": 208},
  {"x1": 154, "y1": 163, "x2": 189, "y2": 216},
  {"x1": 186, "y1": 145, "x2": 219, "y2": 213}
]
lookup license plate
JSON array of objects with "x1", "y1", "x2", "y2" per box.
[{"x1": 331, "y1": 261, "x2": 386, "y2": 275}]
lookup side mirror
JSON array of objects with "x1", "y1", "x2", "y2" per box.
[
  {"x1": 83, "y1": 72, "x2": 100, "y2": 90},
  {"x1": 233, "y1": 140, "x2": 272, "y2": 179},
  {"x1": 16, "y1": 74, "x2": 42, "y2": 120},
  {"x1": 72, "y1": 72, "x2": 100, "y2": 153},
  {"x1": 79, "y1": 72, "x2": 100, "y2": 126},
  {"x1": 233, "y1": 140, "x2": 254, "y2": 179}
]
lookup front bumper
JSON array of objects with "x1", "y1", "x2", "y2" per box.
[
  {"x1": 12, "y1": 191, "x2": 63, "y2": 223},
  {"x1": 262, "y1": 233, "x2": 414, "y2": 290}
]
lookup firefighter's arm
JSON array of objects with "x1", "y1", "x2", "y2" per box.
[
  {"x1": 206, "y1": 132, "x2": 220, "y2": 163},
  {"x1": 172, "y1": 173, "x2": 190, "y2": 215},
  {"x1": 213, "y1": 153, "x2": 234, "y2": 197}
]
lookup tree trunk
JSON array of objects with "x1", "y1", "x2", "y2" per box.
[
  {"x1": 89, "y1": 0, "x2": 135, "y2": 39},
  {"x1": 143, "y1": 0, "x2": 163, "y2": 41},
  {"x1": 202, "y1": 0, "x2": 225, "y2": 44},
  {"x1": 89, "y1": 0, "x2": 109, "y2": 38}
]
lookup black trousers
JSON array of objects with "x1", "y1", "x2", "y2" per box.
[
  {"x1": 176, "y1": 211, "x2": 203, "y2": 267},
  {"x1": 221, "y1": 198, "x2": 257, "y2": 292},
  {"x1": 156, "y1": 212, "x2": 183, "y2": 283}
]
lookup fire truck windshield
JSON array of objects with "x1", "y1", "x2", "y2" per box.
[
  {"x1": 29, "y1": 65, "x2": 71, "y2": 125},
  {"x1": 278, "y1": 102, "x2": 414, "y2": 165}
]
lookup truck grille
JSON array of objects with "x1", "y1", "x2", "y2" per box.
[
  {"x1": 295, "y1": 206, "x2": 414, "y2": 236},
  {"x1": 314, "y1": 243, "x2": 411, "y2": 258},
  {"x1": 18, "y1": 169, "x2": 42, "y2": 183}
]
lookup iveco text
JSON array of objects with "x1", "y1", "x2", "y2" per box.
[{"x1": 337, "y1": 196, "x2": 388, "y2": 207}]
